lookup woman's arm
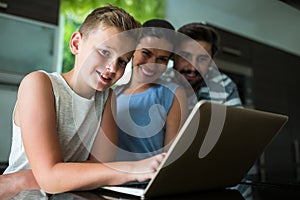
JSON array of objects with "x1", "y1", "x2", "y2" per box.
[
  {"x1": 164, "y1": 87, "x2": 188, "y2": 150},
  {"x1": 89, "y1": 89, "x2": 118, "y2": 163}
]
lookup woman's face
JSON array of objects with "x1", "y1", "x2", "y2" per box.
[{"x1": 132, "y1": 36, "x2": 173, "y2": 84}]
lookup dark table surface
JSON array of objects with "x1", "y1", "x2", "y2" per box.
[{"x1": 10, "y1": 180, "x2": 300, "y2": 200}]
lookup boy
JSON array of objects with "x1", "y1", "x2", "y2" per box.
[{"x1": 0, "y1": 5, "x2": 165, "y2": 199}]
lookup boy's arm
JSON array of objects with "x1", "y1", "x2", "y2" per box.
[
  {"x1": 1, "y1": 88, "x2": 117, "y2": 199},
  {"x1": 17, "y1": 72, "x2": 164, "y2": 194}
]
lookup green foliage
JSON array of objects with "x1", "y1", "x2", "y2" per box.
[{"x1": 60, "y1": 0, "x2": 166, "y2": 73}]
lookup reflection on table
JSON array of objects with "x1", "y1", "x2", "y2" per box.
[
  {"x1": 51, "y1": 188, "x2": 244, "y2": 200},
  {"x1": 10, "y1": 182, "x2": 300, "y2": 200}
]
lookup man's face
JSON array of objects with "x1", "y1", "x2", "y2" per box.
[{"x1": 174, "y1": 40, "x2": 213, "y2": 91}]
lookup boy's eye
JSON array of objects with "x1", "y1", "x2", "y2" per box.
[{"x1": 99, "y1": 49, "x2": 110, "y2": 57}]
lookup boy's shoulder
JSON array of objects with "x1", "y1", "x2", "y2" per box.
[{"x1": 20, "y1": 70, "x2": 52, "y2": 87}]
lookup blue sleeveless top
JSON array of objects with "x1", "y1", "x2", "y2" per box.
[{"x1": 115, "y1": 81, "x2": 179, "y2": 161}]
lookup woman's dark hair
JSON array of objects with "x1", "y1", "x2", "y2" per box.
[{"x1": 140, "y1": 19, "x2": 176, "y2": 45}]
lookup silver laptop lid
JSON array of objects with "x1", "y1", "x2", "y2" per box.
[{"x1": 144, "y1": 100, "x2": 288, "y2": 198}]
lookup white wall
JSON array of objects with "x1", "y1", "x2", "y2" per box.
[{"x1": 165, "y1": 0, "x2": 300, "y2": 57}]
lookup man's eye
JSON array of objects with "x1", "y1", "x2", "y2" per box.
[
  {"x1": 180, "y1": 52, "x2": 190, "y2": 60},
  {"x1": 198, "y1": 56, "x2": 210, "y2": 63},
  {"x1": 99, "y1": 49, "x2": 110, "y2": 57}
]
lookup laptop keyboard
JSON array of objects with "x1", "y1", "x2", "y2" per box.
[{"x1": 120, "y1": 181, "x2": 149, "y2": 189}]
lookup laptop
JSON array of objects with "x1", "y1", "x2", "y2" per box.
[{"x1": 101, "y1": 100, "x2": 288, "y2": 199}]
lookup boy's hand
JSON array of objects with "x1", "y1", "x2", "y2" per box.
[
  {"x1": 130, "y1": 153, "x2": 166, "y2": 182},
  {"x1": 0, "y1": 170, "x2": 39, "y2": 200}
]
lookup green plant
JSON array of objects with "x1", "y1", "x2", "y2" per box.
[{"x1": 60, "y1": 0, "x2": 166, "y2": 72}]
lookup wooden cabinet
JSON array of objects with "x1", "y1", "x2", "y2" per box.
[
  {"x1": 0, "y1": 0, "x2": 61, "y2": 85},
  {"x1": 0, "y1": 13, "x2": 61, "y2": 85},
  {"x1": 0, "y1": 1, "x2": 61, "y2": 166},
  {"x1": 0, "y1": 0, "x2": 60, "y2": 24},
  {"x1": 212, "y1": 25, "x2": 300, "y2": 184}
]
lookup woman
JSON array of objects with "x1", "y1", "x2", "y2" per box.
[{"x1": 115, "y1": 19, "x2": 188, "y2": 161}]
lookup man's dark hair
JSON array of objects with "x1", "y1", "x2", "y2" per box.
[{"x1": 178, "y1": 22, "x2": 220, "y2": 56}]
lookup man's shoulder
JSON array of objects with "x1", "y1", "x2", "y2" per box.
[
  {"x1": 207, "y1": 69, "x2": 236, "y2": 87},
  {"x1": 208, "y1": 68, "x2": 229, "y2": 81}
]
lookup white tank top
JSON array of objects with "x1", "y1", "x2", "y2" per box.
[{"x1": 4, "y1": 71, "x2": 109, "y2": 174}]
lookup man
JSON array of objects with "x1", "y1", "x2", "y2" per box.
[
  {"x1": 163, "y1": 22, "x2": 242, "y2": 110},
  {"x1": 162, "y1": 23, "x2": 248, "y2": 196}
]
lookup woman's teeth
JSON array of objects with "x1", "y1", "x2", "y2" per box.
[{"x1": 141, "y1": 67, "x2": 154, "y2": 76}]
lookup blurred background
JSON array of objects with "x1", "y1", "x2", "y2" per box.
[{"x1": 0, "y1": 0, "x2": 299, "y2": 187}]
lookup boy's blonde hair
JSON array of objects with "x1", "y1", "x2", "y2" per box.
[{"x1": 79, "y1": 4, "x2": 141, "y2": 39}]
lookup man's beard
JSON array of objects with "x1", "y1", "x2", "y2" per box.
[
  {"x1": 178, "y1": 69, "x2": 201, "y2": 77},
  {"x1": 178, "y1": 69, "x2": 203, "y2": 91}
]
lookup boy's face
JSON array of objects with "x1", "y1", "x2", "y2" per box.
[
  {"x1": 174, "y1": 40, "x2": 213, "y2": 91},
  {"x1": 132, "y1": 36, "x2": 173, "y2": 84},
  {"x1": 72, "y1": 26, "x2": 136, "y2": 92}
]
